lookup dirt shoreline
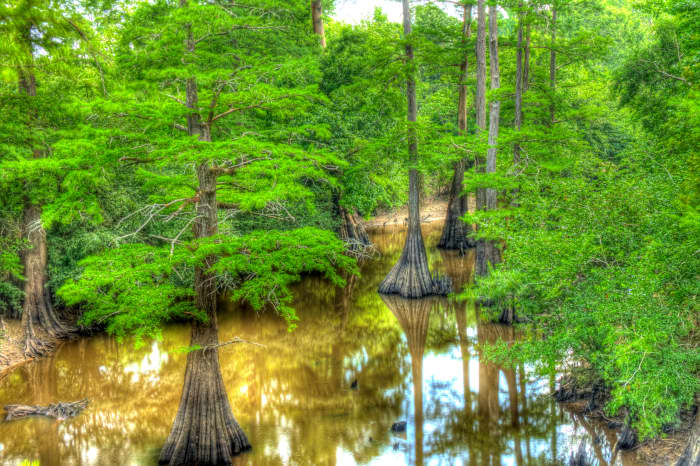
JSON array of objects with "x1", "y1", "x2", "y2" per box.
[{"x1": 0, "y1": 318, "x2": 34, "y2": 379}]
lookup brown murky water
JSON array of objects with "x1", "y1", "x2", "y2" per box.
[{"x1": 0, "y1": 223, "x2": 640, "y2": 465}]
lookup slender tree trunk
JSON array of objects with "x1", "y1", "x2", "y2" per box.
[
  {"x1": 18, "y1": 62, "x2": 72, "y2": 357},
  {"x1": 476, "y1": 4, "x2": 502, "y2": 279},
  {"x1": 474, "y1": 0, "x2": 488, "y2": 255},
  {"x1": 311, "y1": 0, "x2": 326, "y2": 48},
  {"x1": 514, "y1": 2, "x2": 524, "y2": 164},
  {"x1": 160, "y1": 4, "x2": 250, "y2": 462},
  {"x1": 523, "y1": 23, "x2": 531, "y2": 92},
  {"x1": 549, "y1": 6, "x2": 557, "y2": 125},
  {"x1": 439, "y1": 5, "x2": 476, "y2": 252},
  {"x1": 379, "y1": 0, "x2": 435, "y2": 298}
]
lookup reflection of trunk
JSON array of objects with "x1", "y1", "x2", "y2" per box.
[
  {"x1": 476, "y1": 4, "x2": 502, "y2": 279},
  {"x1": 29, "y1": 357, "x2": 61, "y2": 466},
  {"x1": 311, "y1": 0, "x2": 326, "y2": 48},
  {"x1": 438, "y1": 248, "x2": 474, "y2": 290},
  {"x1": 379, "y1": 0, "x2": 434, "y2": 299},
  {"x1": 454, "y1": 300, "x2": 472, "y2": 414},
  {"x1": 381, "y1": 295, "x2": 432, "y2": 466},
  {"x1": 159, "y1": 164, "x2": 250, "y2": 465},
  {"x1": 439, "y1": 5, "x2": 475, "y2": 252},
  {"x1": 505, "y1": 368, "x2": 523, "y2": 466}
]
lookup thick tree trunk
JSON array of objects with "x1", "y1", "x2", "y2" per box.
[
  {"x1": 160, "y1": 9, "x2": 250, "y2": 462},
  {"x1": 311, "y1": 0, "x2": 326, "y2": 48},
  {"x1": 379, "y1": 0, "x2": 435, "y2": 298},
  {"x1": 21, "y1": 205, "x2": 72, "y2": 358},
  {"x1": 476, "y1": 4, "x2": 502, "y2": 278},
  {"x1": 159, "y1": 163, "x2": 250, "y2": 465},
  {"x1": 440, "y1": 5, "x2": 476, "y2": 252},
  {"x1": 18, "y1": 62, "x2": 72, "y2": 358}
]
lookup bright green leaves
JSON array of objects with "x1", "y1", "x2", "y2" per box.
[{"x1": 59, "y1": 227, "x2": 357, "y2": 342}]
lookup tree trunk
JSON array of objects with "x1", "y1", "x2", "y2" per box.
[
  {"x1": 311, "y1": 0, "x2": 326, "y2": 48},
  {"x1": 474, "y1": 0, "x2": 488, "y2": 253},
  {"x1": 440, "y1": 5, "x2": 476, "y2": 252},
  {"x1": 476, "y1": 4, "x2": 502, "y2": 278},
  {"x1": 18, "y1": 62, "x2": 72, "y2": 358},
  {"x1": 549, "y1": 6, "x2": 557, "y2": 125},
  {"x1": 676, "y1": 396, "x2": 700, "y2": 466},
  {"x1": 379, "y1": 0, "x2": 435, "y2": 298},
  {"x1": 21, "y1": 205, "x2": 72, "y2": 358},
  {"x1": 523, "y1": 23, "x2": 531, "y2": 92},
  {"x1": 159, "y1": 163, "x2": 250, "y2": 465},
  {"x1": 338, "y1": 206, "x2": 370, "y2": 250},
  {"x1": 160, "y1": 6, "x2": 250, "y2": 462},
  {"x1": 514, "y1": 2, "x2": 524, "y2": 164}
]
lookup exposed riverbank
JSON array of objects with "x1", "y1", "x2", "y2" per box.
[{"x1": 0, "y1": 319, "x2": 33, "y2": 378}]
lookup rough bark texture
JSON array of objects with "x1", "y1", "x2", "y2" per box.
[
  {"x1": 550, "y1": 6, "x2": 557, "y2": 125},
  {"x1": 676, "y1": 398, "x2": 700, "y2": 466},
  {"x1": 18, "y1": 63, "x2": 72, "y2": 358},
  {"x1": 439, "y1": 5, "x2": 476, "y2": 252},
  {"x1": 160, "y1": 9, "x2": 250, "y2": 462},
  {"x1": 475, "y1": 0, "x2": 487, "y2": 131},
  {"x1": 311, "y1": 0, "x2": 326, "y2": 48},
  {"x1": 476, "y1": 5, "x2": 502, "y2": 278},
  {"x1": 21, "y1": 205, "x2": 72, "y2": 358},
  {"x1": 159, "y1": 164, "x2": 250, "y2": 466},
  {"x1": 514, "y1": 2, "x2": 524, "y2": 164},
  {"x1": 338, "y1": 206, "x2": 371, "y2": 250},
  {"x1": 379, "y1": 0, "x2": 436, "y2": 299},
  {"x1": 524, "y1": 23, "x2": 531, "y2": 92}
]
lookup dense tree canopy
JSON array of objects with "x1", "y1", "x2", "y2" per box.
[{"x1": 0, "y1": 0, "x2": 698, "y2": 463}]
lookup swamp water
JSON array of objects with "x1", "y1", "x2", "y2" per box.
[{"x1": 0, "y1": 223, "x2": 642, "y2": 465}]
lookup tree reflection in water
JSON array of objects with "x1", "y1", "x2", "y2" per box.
[{"x1": 0, "y1": 222, "x2": 639, "y2": 465}]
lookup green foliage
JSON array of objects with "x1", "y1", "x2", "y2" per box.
[{"x1": 59, "y1": 227, "x2": 356, "y2": 343}]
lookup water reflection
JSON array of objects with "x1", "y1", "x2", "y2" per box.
[{"x1": 0, "y1": 223, "x2": 641, "y2": 465}]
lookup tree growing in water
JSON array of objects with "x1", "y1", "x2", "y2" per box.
[
  {"x1": 378, "y1": 0, "x2": 439, "y2": 298},
  {"x1": 59, "y1": 0, "x2": 356, "y2": 463}
]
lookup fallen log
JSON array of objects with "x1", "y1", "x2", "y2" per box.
[{"x1": 4, "y1": 399, "x2": 88, "y2": 421}]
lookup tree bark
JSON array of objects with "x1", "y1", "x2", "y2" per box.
[
  {"x1": 476, "y1": 4, "x2": 502, "y2": 278},
  {"x1": 338, "y1": 206, "x2": 370, "y2": 250},
  {"x1": 18, "y1": 58, "x2": 72, "y2": 357},
  {"x1": 311, "y1": 0, "x2": 326, "y2": 48},
  {"x1": 549, "y1": 6, "x2": 557, "y2": 125},
  {"x1": 160, "y1": 5, "x2": 250, "y2": 463},
  {"x1": 676, "y1": 396, "x2": 700, "y2": 466},
  {"x1": 514, "y1": 2, "x2": 524, "y2": 164},
  {"x1": 159, "y1": 162, "x2": 250, "y2": 466},
  {"x1": 439, "y1": 5, "x2": 476, "y2": 252},
  {"x1": 523, "y1": 23, "x2": 531, "y2": 92},
  {"x1": 379, "y1": 0, "x2": 435, "y2": 298},
  {"x1": 474, "y1": 0, "x2": 488, "y2": 253}
]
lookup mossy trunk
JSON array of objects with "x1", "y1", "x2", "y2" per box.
[{"x1": 159, "y1": 163, "x2": 250, "y2": 465}]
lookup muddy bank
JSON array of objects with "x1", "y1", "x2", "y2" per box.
[
  {"x1": 364, "y1": 199, "x2": 451, "y2": 228},
  {"x1": 0, "y1": 318, "x2": 34, "y2": 378},
  {"x1": 555, "y1": 373, "x2": 698, "y2": 465}
]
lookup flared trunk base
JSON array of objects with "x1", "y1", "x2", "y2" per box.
[
  {"x1": 159, "y1": 334, "x2": 250, "y2": 466},
  {"x1": 339, "y1": 207, "x2": 371, "y2": 250}
]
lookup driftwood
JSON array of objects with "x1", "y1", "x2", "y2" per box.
[{"x1": 4, "y1": 399, "x2": 88, "y2": 421}]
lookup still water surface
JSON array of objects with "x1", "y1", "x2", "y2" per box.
[{"x1": 0, "y1": 223, "x2": 640, "y2": 465}]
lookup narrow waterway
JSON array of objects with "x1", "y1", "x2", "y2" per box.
[{"x1": 0, "y1": 223, "x2": 640, "y2": 465}]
